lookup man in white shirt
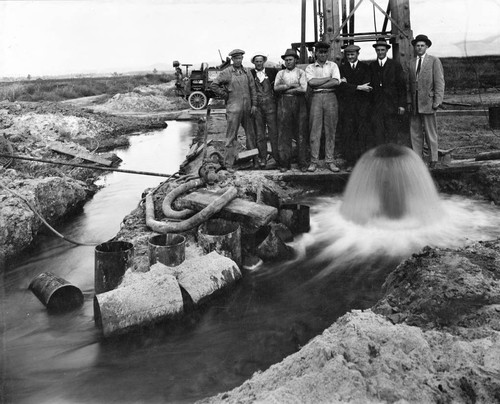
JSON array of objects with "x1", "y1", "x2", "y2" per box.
[
  {"x1": 305, "y1": 41, "x2": 341, "y2": 172},
  {"x1": 274, "y1": 48, "x2": 308, "y2": 172}
]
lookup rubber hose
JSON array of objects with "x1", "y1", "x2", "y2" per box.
[
  {"x1": 146, "y1": 186, "x2": 237, "y2": 233},
  {"x1": 161, "y1": 178, "x2": 204, "y2": 219}
]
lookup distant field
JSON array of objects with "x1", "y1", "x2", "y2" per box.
[
  {"x1": 441, "y1": 55, "x2": 500, "y2": 90},
  {"x1": 0, "y1": 73, "x2": 175, "y2": 103}
]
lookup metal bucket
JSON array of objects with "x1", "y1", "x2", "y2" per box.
[
  {"x1": 198, "y1": 219, "x2": 241, "y2": 268},
  {"x1": 489, "y1": 106, "x2": 500, "y2": 129},
  {"x1": 148, "y1": 234, "x2": 186, "y2": 267},
  {"x1": 279, "y1": 203, "x2": 310, "y2": 234},
  {"x1": 94, "y1": 241, "x2": 134, "y2": 294},
  {"x1": 29, "y1": 272, "x2": 84, "y2": 311}
]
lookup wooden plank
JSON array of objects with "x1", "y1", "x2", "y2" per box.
[
  {"x1": 176, "y1": 189, "x2": 278, "y2": 228},
  {"x1": 237, "y1": 148, "x2": 259, "y2": 161},
  {"x1": 436, "y1": 109, "x2": 488, "y2": 116},
  {"x1": 49, "y1": 142, "x2": 113, "y2": 166}
]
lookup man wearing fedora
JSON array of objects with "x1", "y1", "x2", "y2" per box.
[
  {"x1": 305, "y1": 41, "x2": 341, "y2": 172},
  {"x1": 407, "y1": 34, "x2": 445, "y2": 169},
  {"x1": 210, "y1": 49, "x2": 258, "y2": 172},
  {"x1": 369, "y1": 38, "x2": 406, "y2": 147},
  {"x1": 274, "y1": 48, "x2": 308, "y2": 172},
  {"x1": 338, "y1": 44, "x2": 372, "y2": 169},
  {"x1": 250, "y1": 53, "x2": 279, "y2": 169}
]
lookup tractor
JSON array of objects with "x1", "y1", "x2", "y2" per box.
[{"x1": 174, "y1": 55, "x2": 231, "y2": 110}]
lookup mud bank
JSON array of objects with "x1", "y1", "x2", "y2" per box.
[{"x1": 0, "y1": 95, "x2": 175, "y2": 263}]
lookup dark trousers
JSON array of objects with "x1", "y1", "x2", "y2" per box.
[
  {"x1": 340, "y1": 106, "x2": 371, "y2": 165},
  {"x1": 277, "y1": 95, "x2": 308, "y2": 169},
  {"x1": 254, "y1": 98, "x2": 277, "y2": 163},
  {"x1": 370, "y1": 112, "x2": 400, "y2": 148}
]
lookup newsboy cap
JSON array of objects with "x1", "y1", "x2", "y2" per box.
[
  {"x1": 343, "y1": 44, "x2": 361, "y2": 52},
  {"x1": 314, "y1": 41, "x2": 330, "y2": 50},
  {"x1": 411, "y1": 34, "x2": 432, "y2": 47},
  {"x1": 251, "y1": 53, "x2": 268, "y2": 63},
  {"x1": 281, "y1": 48, "x2": 299, "y2": 59},
  {"x1": 373, "y1": 37, "x2": 391, "y2": 49},
  {"x1": 229, "y1": 49, "x2": 245, "y2": 57}
]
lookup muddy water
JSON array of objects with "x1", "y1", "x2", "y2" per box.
[{"x1": 2, "y1": 124, "x2": 500, "y2": 403}]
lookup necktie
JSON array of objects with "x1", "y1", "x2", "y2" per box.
[
  {"x1": 379, "y1": 60, "x2": 383, "y2": 68},
  {"x1": 417, "y1": 57, "x2": 422, "y2": 77},
  {"x1": 352, "y1": 63, "x2": 355, "y2": 70}
]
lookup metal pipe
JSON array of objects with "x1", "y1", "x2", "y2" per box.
[
  {"x1": 313, "y1": 0, "x2": 318, "y2": 43},
  {"x1": 300, "y1": 0, "x2": 307, "y2": 64},
  {"x1": 349, "y1": 0, "x2": 355, "y2": 44},
  {"x1": 0, "y1": 153, "x2": 174, "y2": 178}
]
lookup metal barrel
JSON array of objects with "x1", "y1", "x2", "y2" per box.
[
  {"x1": 489, "y1": 106, "x2": 500, "y2": 129},
  {"x1": 94, "y1": 241, "x2": 134, "y2": 294},
  {"x1": 29, "y1": 272, "x2": 84, "y2": 312},
  {"x1": 279, "y1": 203, "x2": 311, "y2": 234},
  {"x1": 198, "y1": 219, "x2": 242, "y2": 268},
  {"x1": 148, "y1": 234, "x2": 186, "y2": 267}
]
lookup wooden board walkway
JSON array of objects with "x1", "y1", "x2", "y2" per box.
[
  {"x1": 49, "y1": 142, "x2": 113, "y2": 166},
  {"x1": 177, "y1": 189, "x2": 278, "y2": 229}
]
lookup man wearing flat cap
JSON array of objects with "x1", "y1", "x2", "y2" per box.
[
  {"x1": 305, "y1": 41, "x2": 341, "y2": 172},
  {"x1": 250, "y1": 53, "x2": 279, "y2": 168},
  {"x1": 338, "y1": 44, "x2": 372, "y2": 169},
  {"x1": 274, "y1": 48, "x2": 308, "y2": 172},
  {"x1": 407, "y1": 34, "x2": 445, "y2": 169},
  {"x1": 210, "y1": 48, "x2": 258, "y2": 172},
  {"x1": 369, "y1": 38, "x2": 406, "y2": 147}
]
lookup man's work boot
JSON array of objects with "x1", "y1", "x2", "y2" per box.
[
  {"x1": 307, "y1": 163, "x2": 317, "y2": 172},
  {"x1": 327, "y1": 163, "x2": 340, "y2": 172}
]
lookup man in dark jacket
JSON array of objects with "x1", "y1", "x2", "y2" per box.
[
  {"x1": 369, "y1": 38, "x2": 406, "y2": 147},
  {"x1": 250, "y1": 53, "x2": 279, "y2": 168},
  {"x1": 338, "y1": 44, "x2": 372, "y2": 168}
]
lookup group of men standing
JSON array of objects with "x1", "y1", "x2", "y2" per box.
[{"x1": 210, "y1": 33, "x2": 444, "y2": 173}]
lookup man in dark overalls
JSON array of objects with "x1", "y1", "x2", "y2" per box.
[
  {"x1": 210, "y1": 49, "x2": 257, "y2": 172},
  {"x1": 250, "y1": 53, "x2": 279, "y2": 169}
]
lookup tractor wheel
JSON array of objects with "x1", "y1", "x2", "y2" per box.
[{"x1": 188, "y1": 91, "x2": 208, "y2": 110}]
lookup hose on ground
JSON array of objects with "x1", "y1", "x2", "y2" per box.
[
  {"x1": 0, "y1": 181, "x2": 98, "y2": 247},
  {"x1": 145, "y1": 186, "x2": 237, "y2": 233},
  {"x1": 161, "y1": 178, "x2": 204, "y2": 219}
]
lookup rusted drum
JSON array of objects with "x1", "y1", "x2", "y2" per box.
[
  {"x1": 29, "y1": 272, "x2": 84, "y2": 312},
  {"x1": 489, "y1": 106, "x2": 500, "y2": 129},
  {"x1": 148, "y1": 234, "x2": 186, "y2": 267},
  {"x1": 198, "y1": 219, "x2": 242, "y2": 268},
  {"x1": 94, "y1": 241, "x2": 134, "y2": 294},
  {"x1": 279, "y1": 203, "x2": 310, "y2": 234}
]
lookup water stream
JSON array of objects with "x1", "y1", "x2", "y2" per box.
[{"x1": 2, "y1": 127, "x2": 500, "y2": 404}]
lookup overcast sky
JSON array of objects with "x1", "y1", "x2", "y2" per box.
[{"x1": 0, "y1": 0, "x2": 499, "y2": 77}]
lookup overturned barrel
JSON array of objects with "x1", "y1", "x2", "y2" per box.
[
  {"x1": 148, "y1": 234, "x2": 186, "y2": 267},
  {"x1": 198, "y1": 219, "x2": 241, "y2": 268},
  {"x1": 279, "y1": 204, "x2": 310, "y2": 234},
  {"x1": 29, "y1": 272, "x2": 84, "y2": 312},
  {"x1": 94, "y1": 270, "x2": 183, "y2": 338},
  {"x1": 95, "y1": 241, "x2": 134, "y2": 294}
]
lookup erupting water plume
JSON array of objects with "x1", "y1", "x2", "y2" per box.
[
  {"x1": 340, "y1": 144, "x2": 443, "y2": 225},
  {"x1": 284, "y1": 144, "x2": 500, "y2": 280}
]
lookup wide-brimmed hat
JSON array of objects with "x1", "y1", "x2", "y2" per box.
[
  {"x1": 343, "y1": 44, "x2": 361, "y2": 52},
  {"x1": 411, "y1": 34, "x2": 432, "y2": 47},
  {"x1": 251, "y1": 53, "x2": 268, "y2": 63},
  {"x1": 372, "y1": 38, "x2": 391, "y2": 49},
  {"x1": 281, "y1": 48, "x2": 299, "y2": 60},
  {"x1": 229, "y1": 49, "x2": 245, "y2": 57}
]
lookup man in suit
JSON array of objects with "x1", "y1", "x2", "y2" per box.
[
  {"x1": 369, "y1": 38, "x2": 406, "y2": 147},
  {"x1": 210, "y1": 48, "x2": 257, "y2": 172},
  {"x1": 407, "y1": 34, "x2": 445, "y2": 169},
  {"x1": 250, "y1": 53, "x2": 279, "y2": 169},
  {"x1": 338, "y1": 44, "x2": 372, "y2": 169}
]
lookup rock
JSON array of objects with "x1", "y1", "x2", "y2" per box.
[
  {"x1": 255, "y1": 227, "x2": 294, "y2": 262},
  {"x1": 270, "y1": 222, "x2": 294, "y2": 242}
]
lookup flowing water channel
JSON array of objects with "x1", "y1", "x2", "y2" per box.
[{"x1": 3, "y1": 124, "x2": 500, "y2": 404}]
